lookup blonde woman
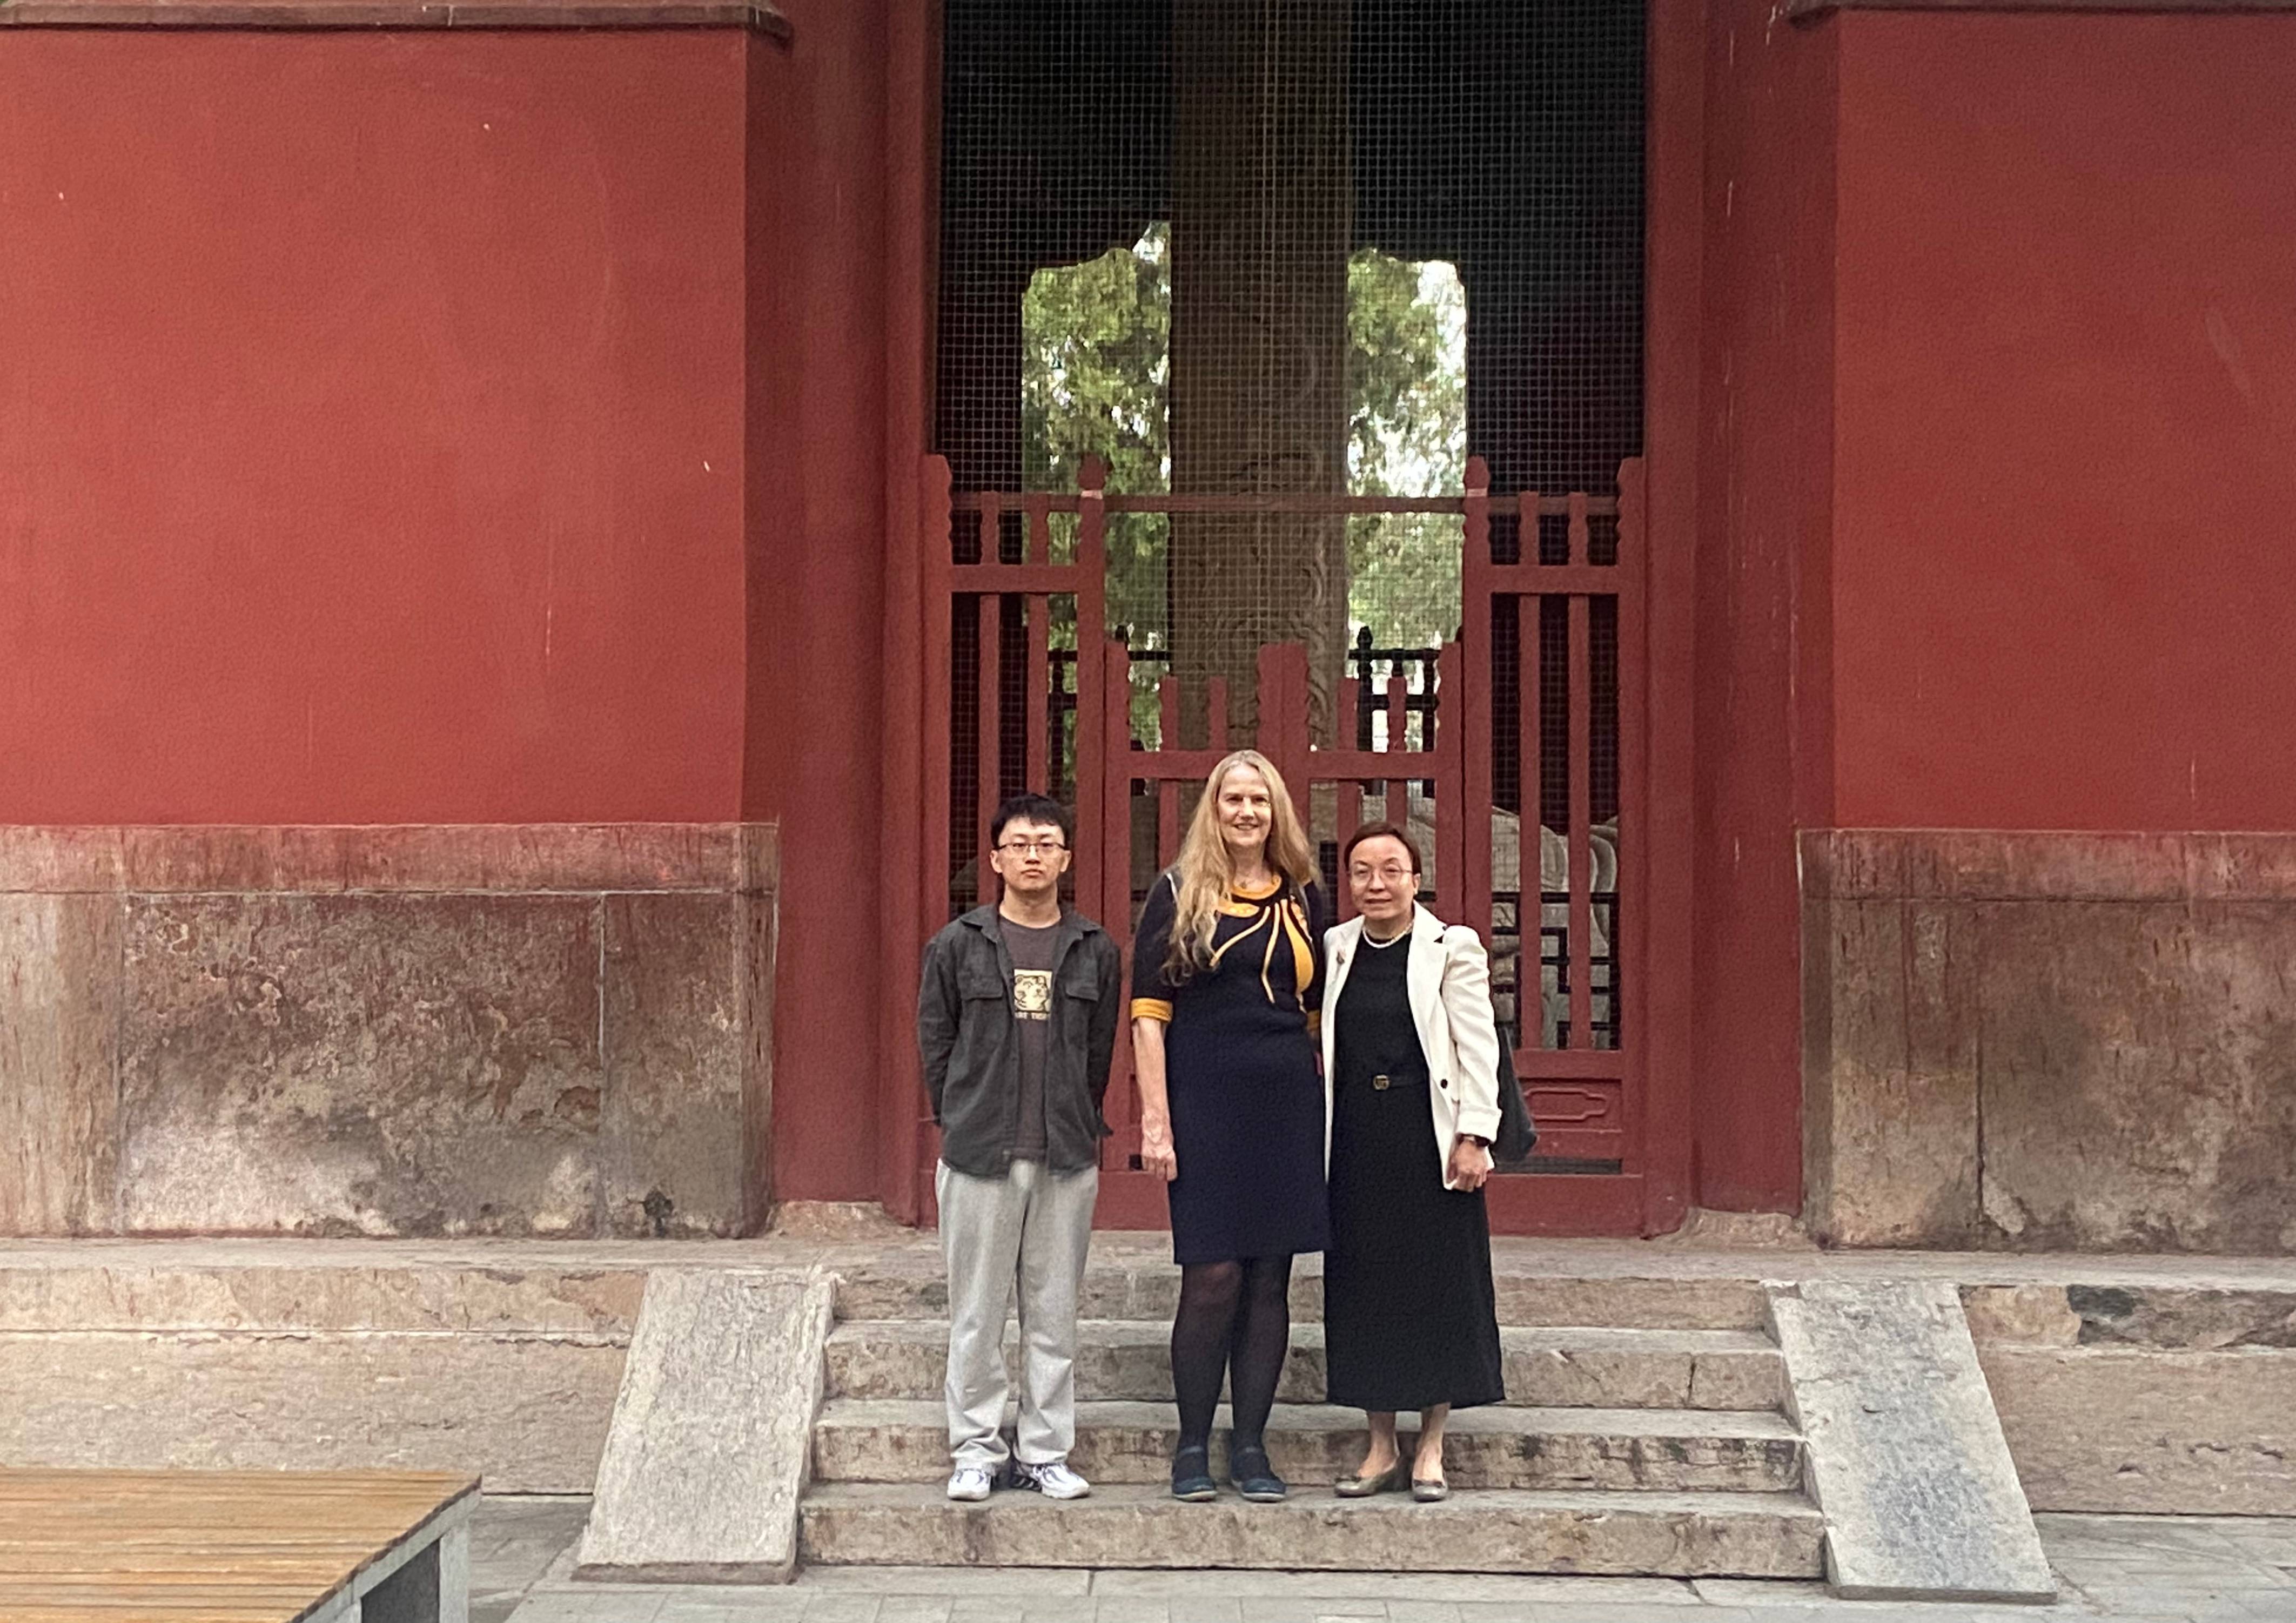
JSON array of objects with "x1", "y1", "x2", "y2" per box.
[{"x1": 1131, "y1": 750, "x2": 1330, "y2": 1505}]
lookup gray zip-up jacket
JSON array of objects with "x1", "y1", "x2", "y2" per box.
[{"x1": 917, "y1": 905, "x2": 1123, "y2": 1177}]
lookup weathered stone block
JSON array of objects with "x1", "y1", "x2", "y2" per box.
[
  {"x1": 603, "y1": 893, "x2": 747, "y2": 1237},
  {"x1": 0, "y1": 892, "x2": 121, "y2": 1233},
  {"x1": 118, "y1": 894, "x2": 606, "y2": 1236},
  {"x1": 0, "y1": 1328, "x2": 625, "y2": 1491},
  {"x1": 0, "y1": 823, "x2": 775, "y2": 1239},
  {"x1": 577, "y1": 1267, "x2": 836, "y2": 1582},
  {"x1": 1977, "y1": 899, "x2": 2296, "y2": 1253},
  {"x1": 1769, "y1": 1279, "x2": 2053, "y2": 1602},
  {"x1": 741, "y1": 885, "x2": 778, "y2": 1221},
  {"x1": 0, "y1": 1258, "x2": 648, "y2": 1335},
  {"x1": 1801, "y1": 895, "x2": 1981, "y2": 1247},
  {"x1": 2062, "y1": 1284, "x2": 2296, "y2": 1349},
  {"x1": 1979, "y1": 1344, "x2": 2296, "y2": 1514},
  {"x1": 1959, "y1": 1284, "x2": 2080, "y2": 1347},
  {"x1": 0, "y1": 825, "x2": 127, "y2": 893},
  {"x1": 1802, "y1": 830, "x2": 2296, "y2": 1253}
]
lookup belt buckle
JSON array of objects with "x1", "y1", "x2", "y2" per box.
[{"x1": 1371, "y1": 1073, "x2": 1391, "y2": 1092}]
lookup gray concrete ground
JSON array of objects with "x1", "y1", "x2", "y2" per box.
[{"x1": 474, "y1": 1497, "x2": 2296, "y2": 1623}]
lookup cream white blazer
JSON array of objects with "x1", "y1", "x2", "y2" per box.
[{"x1": 1321, "y1": 904, "x2": 1506, "y2": 1190}]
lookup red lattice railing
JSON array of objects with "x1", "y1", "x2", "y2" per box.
[{"x1": 914, "y1": 454, "x2": 1643, "y2": 1231}]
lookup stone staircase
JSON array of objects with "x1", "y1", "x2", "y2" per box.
[{"x1": 797, "y1": 1254, "x2": 1827, "y2": 1577}]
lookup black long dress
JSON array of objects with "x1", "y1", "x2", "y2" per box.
[
  {"x1": 1323, "y1": 931, "x2": 1505, "y2": 1412},
  {"x1": 1132, "y1": 872, "x2": 1330, "y2": 1265}
]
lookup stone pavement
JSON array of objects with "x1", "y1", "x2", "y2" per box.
[{"x1": 473, "y1": 1496, "x2": 2296, "y2": 1623}]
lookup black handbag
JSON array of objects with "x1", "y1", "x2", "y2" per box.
[{"x1": 1492, "y1": 1021, "x2": 1538, "y2": 1163}]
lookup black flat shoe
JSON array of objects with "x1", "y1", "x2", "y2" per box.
[
  {"x1": 1171, "y1": 1444, "x2": 1217, "y2": 1502},
  {"x1": 1228, "y1": 1437, "x2": 1287, "y2": 1503}
]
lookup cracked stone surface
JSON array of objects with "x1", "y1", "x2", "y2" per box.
[
  {"x1": 1770, "y1": 1279, "x2": 2055, "y2": 1602},
  {"x1": 577, "y1": 1267, "x2": 835, "y2": 1582}
]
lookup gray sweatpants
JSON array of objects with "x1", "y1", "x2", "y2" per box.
[{"x1": 936, "y1": 1157, "x2": 1099, "y2": 1470}]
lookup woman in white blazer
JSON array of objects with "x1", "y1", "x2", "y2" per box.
[{"x1": 1318, "y1": 820, "x2": 1506, "y2": 1501}]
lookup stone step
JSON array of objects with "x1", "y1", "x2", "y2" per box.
[
  {"x1": 798, "y1": 1481, "x2": 1828, "y2": 1577},
  {"x1": 811, "y1": 1398, "x2": 1806, "y2": 1493},
  {"x1": 825, "y1": 1319, "x2": 1785, "y2": 1411},
  {"x1": 832, "y1": 1266, "x2": 1771, "y2": 1331}
]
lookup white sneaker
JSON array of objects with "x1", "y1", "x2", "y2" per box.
[
  {"x1": 1014, "y1": 1459, "x2": 1092, "y2": 1500},
  {"x1": 945, "y1": 1465, "x2": 997, "y2": 1501}
]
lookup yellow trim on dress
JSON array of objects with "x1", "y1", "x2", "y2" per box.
[
  {"x1": 1277, "y1": 895, "x2": 1314, "y2": 995},
  {"x1": 1194, "y1": 880, "x2": 1318, "y2": 1017},
  {"x1": 1131, "y1": 996, "x2": 1174, "y2": 1022},
  {"x1": 1207, "y1": 904, "x2": 1272, "y2": 971}
]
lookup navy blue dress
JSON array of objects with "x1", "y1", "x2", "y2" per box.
[{"x1": 1132, "y1": 872, "x2": 1331, "y2": 1265}]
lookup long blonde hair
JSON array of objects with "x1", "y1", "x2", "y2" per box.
[{"x1": 1161, "y1": 749, "x2": 1318, "y2": 981}]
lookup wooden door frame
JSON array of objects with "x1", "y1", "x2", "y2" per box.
[
  {"x1": 879, "y1": 0, "x2": 1708, "y2": 1234},
  {"x1": 1636, "y1": 0, "x2": 1705, "y2": 1235}
]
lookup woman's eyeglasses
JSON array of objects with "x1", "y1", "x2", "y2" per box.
[{"x1": 1347, "y1": 864, "x2": 1415, "y2": 886}]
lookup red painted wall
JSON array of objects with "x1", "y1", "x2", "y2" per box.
[
  {"x1": 1831, "y1": 14, "x2": 2296, "y2": 832},
  {"x1": 0, "y1": 20, "x2": 920, "y2": 1212},
  {"x1": 0, "y1": 33, "x2": 751, "y2": 823},
  {"x1": 1683, "y1": 9, "x2": 2296, "y2": 1218},
  {"x1": 1689, "y1": 0, "x2": 1836, "y2": 1213},
  {"x1": 742, "y1": 0, "x2": 896, "y2": 1204}
]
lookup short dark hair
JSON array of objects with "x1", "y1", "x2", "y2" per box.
[
  {"x1": 1341, "y1": 819, "x2": 1422, "y2": 873},
  {"x1": 990, "y1": 793, "x2": 1074, "y2": 850}
]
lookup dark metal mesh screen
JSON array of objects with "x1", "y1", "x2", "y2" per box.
[
  {"x1": 938, "y1": 0, "x2": 1643, "y2": 1075},
  {"x1": 939, "y1": 0, "x2": 1643, "y2": 738}
]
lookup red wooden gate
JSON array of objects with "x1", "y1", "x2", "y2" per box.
[{"x1": 912, "y1": 453, "x2": 1662, "y2": 1234}]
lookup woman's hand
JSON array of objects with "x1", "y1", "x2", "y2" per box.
[
  {"x1": 1140, "y1": 1118, "x2": 1179, "y2": 1182},
  {"x1": 1132, "y1": 1016, "x2": 1177, "y2": 1181},
  {"x1": 1448, "y1": 1136, "x2": 1494, "y2": 1191}
]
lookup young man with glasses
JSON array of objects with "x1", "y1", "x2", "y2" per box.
[{"x1": 917, "y1": 792, "x2": 1122, "y2": 1503}]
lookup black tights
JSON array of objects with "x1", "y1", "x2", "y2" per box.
[{"x1": 1171, "y1": 1255, "x2": 1293, "y2": 1451}]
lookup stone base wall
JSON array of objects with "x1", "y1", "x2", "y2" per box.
[
  {"x1": 0, "y1": 1249, "x2": 648, "y2": 1490},
  {"x1": 1802, "y1": 830, "x2": 2296, "y2": 1252},
  {"x1": 1964, "y1": 1283, "x2": 2296, "y2": 1514},
  {"x1": 0, "y1": 824, "x2": 776, "y2": 1238}
]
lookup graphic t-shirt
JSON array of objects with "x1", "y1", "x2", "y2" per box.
[{"x1": 1003, "y1": 918, "x2": 1059, "y2": 1161}]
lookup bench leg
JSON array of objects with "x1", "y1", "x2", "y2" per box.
[{"x1": 360, "y1": 1524, "x2": 468, "y2": 1623}]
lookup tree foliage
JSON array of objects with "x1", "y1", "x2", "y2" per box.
[
  {"x1": 1022, "y1": 227, "x2": 1466, "y2": 668},
  {"x1": 1345, "y1": 250, "x2": 1466, "y2": 650}
]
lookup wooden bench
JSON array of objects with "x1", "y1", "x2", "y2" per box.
[{"x1": 0, "y1": 1469, "x2": 478, "y2": 1623}]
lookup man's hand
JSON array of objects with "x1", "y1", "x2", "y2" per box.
[
  {"x1": 1140, "y1": 1119, "x2": 1178, "y2": 1182},
  {"x1": 1448, "y1": 1136, "x2": 1494, "y2": 1191}
]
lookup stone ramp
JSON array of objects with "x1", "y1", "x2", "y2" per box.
[
  {"x1": 1770, "y1": 1279, "x2": 2056, "y2": 1602},
  {"x1": 575, "y1": 1268, "x2": 835, "y2": 1584}
]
